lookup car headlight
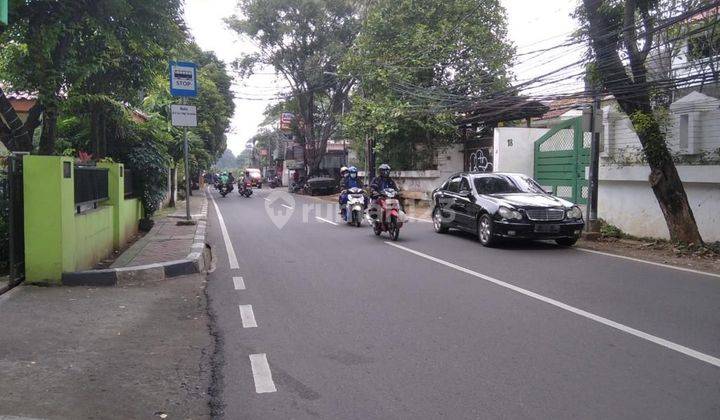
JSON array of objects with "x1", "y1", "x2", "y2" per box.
[
  {"x1": 498, "y1": 206, "x2": 523, "y2": 221},
  {"x1": 566, "y1": 206, "x2": 583, "y2": 220}
]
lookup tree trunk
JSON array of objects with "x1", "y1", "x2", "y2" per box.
[
  {"x1": 169, "y1": 165, "x2": 177, "y2": 208},
  {"x1": 38, "y1": 106, "x2": 58, "y2": 155},
  {"x1": 630, "y1": 112, "x2": 703, "y2": 244},
  {"x1": 583, "y1": 0, "x2": 704, "y2": 245}
]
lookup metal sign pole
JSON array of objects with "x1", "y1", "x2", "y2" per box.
[{"x1": 183, "y1": 97, "x2": 191, "y2": 221}]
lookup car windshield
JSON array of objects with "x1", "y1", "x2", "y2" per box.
[{"x1": 473, "y1": 175, "x2": 547, "y2": 195}]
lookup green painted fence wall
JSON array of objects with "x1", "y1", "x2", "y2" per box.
[
  {"x1": 120, "y1": 197, "x2": 142, "y2": 247},
  {"x1": 24, "y1": 157, "x2": 142, "y2": 284}
]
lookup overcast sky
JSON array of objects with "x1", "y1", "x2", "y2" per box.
[{"x1": 184, "y1": 0, "x2": 583, "y2": 155}]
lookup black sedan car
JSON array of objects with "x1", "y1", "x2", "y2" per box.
[{"x1": 431, "y1": 172, "x2": 584, "y2": 247}]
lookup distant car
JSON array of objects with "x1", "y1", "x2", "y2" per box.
[
  {"x1": 303, "y1": 176, "x2": 338, "y2": 196},
  {"x1": 431, "y1": 172, "x2": 584, "y2": 247},
  {"x1": 246, "y1": 169, "x2": 263, "y2": 188}
]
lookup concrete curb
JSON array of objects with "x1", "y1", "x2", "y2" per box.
[{"x1": 62, "y1": 201, "x2": 211, "y2": 287}]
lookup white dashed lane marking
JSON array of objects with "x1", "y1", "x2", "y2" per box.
[
  {"x1": 239, "y1": 305, "x2": 258, "y2": 328},
  {"x1": 233, "y1": 276, "x2": 246, "y2": 290},
  {"x1": 249, "y1": 353, "x2": 277, "y2": 393},
  {"x1": 315, "y1": 216, "x2": 338, "y2": 226}
]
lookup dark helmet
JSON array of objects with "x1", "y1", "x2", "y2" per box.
[
  {"x1": 378, "y1": 163, "x2": 391, "y2": 177},
  {"x1": 348, "y1": 166, "x2": 358, "y2": 178}
]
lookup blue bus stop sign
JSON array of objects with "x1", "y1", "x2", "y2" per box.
[{"x1": 169, "y1": 61, "x2": 197, "y2": 97}]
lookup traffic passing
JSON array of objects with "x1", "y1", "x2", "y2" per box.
[{"x1": 211, "y1": 164, "x2": 584, "y2": 246}]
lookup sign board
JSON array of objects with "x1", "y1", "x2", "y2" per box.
[
  {"x1": 279, "y1": 112, "x2": 294, "y2": 133},
  {"x1": 286, "y1": 160, "x2": 304, "y2": 170},
  {"x1": 169, "y1": 62, "x2": 197, "y2": 97},
  {"x1": 171, "y1": 105, "x2": 197, "y2": 127},
  {"x1": 1, "y1": 0, "x2": 8, "y2": 26}
]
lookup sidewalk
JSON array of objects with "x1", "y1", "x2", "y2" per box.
[
  {"x1": 62, "y1": 195, "x2": 210, "y2": 286},
  {"x1": 112, "y1": 196, "x2": 208, "y2": 268},
  {"x1": 0, "y1": 194, "x2": 215, "y2": 419},
  {"x1": 0, "y1": 274, "x2": 212, "y2": 419}
]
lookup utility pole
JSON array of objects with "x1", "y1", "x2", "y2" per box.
[{"x1": 586, "y1": 93, "x2": 601, "y2": 232}]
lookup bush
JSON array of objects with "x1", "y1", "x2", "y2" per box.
[
  {"x1": 600, "y1": 222, "x2": 624, "y2": 238},
  {"x1": 111, "y1": 119, "x2": 170, "y2": 217}
]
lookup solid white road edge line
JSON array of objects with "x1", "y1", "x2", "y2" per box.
[
  {"x1": 208, "y1": 192, "x2": 240, "y2": 269},
  {"x1": 385, "y1": 241, "x2": 720, "y2": 369},
  {"x1": 576, "y1": 247, "x2": 720, "y2": 279},
  {"x1": 233, "y1": 276, "x2": 246, "y2": 290},
  {"x1": 238, "y1": 304, "x2": 258, "y2": 328},
  {"x1": 315, "y1": 216, "x2": 338, "y2": 226},
  {"x1": 249, "y1": 353, "x2": 277, "y2": 393},
  {"x1": 407, "y1": 216, "x2": 432, "y2": 223}
]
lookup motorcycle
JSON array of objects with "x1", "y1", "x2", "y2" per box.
[
  {"x1": 342, "y1": 187, "x2": 366, "y2": 227},
  {"x1": 268, "y1": 175, "x2": 281, "y2": 189},
  {"x1": 238, "y1": 180, "x2": 253, "y2": 198},
  {"x1": 218, "y1": 182, "x2": 233, "y2": 197},
  {"x1": 370, "y1": 188, "x2": 407, "y2": 241}
]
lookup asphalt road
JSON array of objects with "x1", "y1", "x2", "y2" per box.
[{"x1": 205, "y1": 187, "x2": 720, "y2": 420}]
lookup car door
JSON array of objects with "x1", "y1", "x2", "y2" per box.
[
  {"x1": 452, "y1": 177, "x2": 475, "y2": 231},
  {"x1": 471, "y1": 175, "x2": 497, "y2": 224},
  {"x1": 439, "y1": 176, "x2": 462, "y2": 226}
]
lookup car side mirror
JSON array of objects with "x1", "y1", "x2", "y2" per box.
[{"x1": 458, "y1": 190, "x2": 472, "y2": 198}]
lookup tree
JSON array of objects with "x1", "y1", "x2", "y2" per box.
[
  {"x1": 227, "y1": 0, "x2": 360, "y2": 175},
  {"x1": 0, "y1": 0, "x2": 184, "y2": 155},
  {"x1": 579, "y1": 0, "x2": 704, "y2": 244},
  {"x1": 341, "y1": 0, "x2": 515, "y2": 171}
]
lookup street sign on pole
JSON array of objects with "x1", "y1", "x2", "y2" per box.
[
  {"x1": 171, "y1": 104, "x2": 197, "y2": 127},
  {"x1": 279, "y1": 112, "x2": 294, "y2": 133},
  {"x1": 1, "y1": 0, "x2": 8, "y2": 26},
  {"x1": 169, "y1": 62, "x2": 198, "y2": 97}
]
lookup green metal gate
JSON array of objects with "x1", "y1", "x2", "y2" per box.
[{"x1": 534, "y1": 117, "x2": 589, "y2": 205}]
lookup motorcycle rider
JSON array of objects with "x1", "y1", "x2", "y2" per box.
[
  {"x1": 339, "y1": 166, "x2": 349, "y2": 187},
  {"x1": 369, "y1": 163, "x2": 398, "y2": 219},
  {"x1": 339, "y1": 166, "x2": 366, "y2": 220},
  {"x1": 370, "y1": 163, "x2": 397, "y2": 196},
  {"x1": 240, "y1": 170, "x2": 252, "y2": 193}
]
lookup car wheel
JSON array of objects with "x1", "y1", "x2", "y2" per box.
[
  {"x1": 555, "y1": 236, "x2": 579, "y2": 246},
  {"x1": 432, "y1": 207, "x2": 449, "y2": 233},
  {"x1": 477, "y1": 214, "x2": 497, "y2": 247}
]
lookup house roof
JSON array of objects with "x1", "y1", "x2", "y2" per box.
[
  {"x1": 0, "y1": 82, "x2": 37, "y2": 101},
  {"x1": 536, "y1": 97, "x2": 592, "y2": 121},
  {"x1": 456, "y1": 96, "x2": 549, "y2": 126},
  {"x1": 688, "y1": 6, "x2": 719, "y2": 22}
]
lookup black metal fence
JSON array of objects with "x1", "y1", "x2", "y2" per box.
[
  {"x1": 1, "y1": 154, "x2": 25, "y2": 286},
  {"x1": 124, "y1": 168, "x2": 135, "y2": 198},
  {"x1": 0, "y1": 159, "x2": 9, "y2": 278},
  {"x1": 74, "y1": 166, "x2": 109, "y2": 212}
]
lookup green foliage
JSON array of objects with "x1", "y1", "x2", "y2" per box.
[
  {"x1": 600, "y1": 221, "x2": 624, "y2": 238},
  {"x1": 341, "y1": 0, "x2": 514, "y2": 170},
  {"x1": 111, "y1": 119, "x2": 170, "y2": 216},
  {"x1": 227, "y1": 0, "x2": 360, "y2": 174},
  {"x1": 0, "y1": 0, "x2": 185, "y2": 153}
]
